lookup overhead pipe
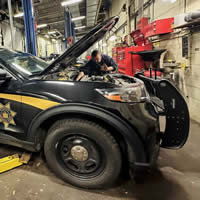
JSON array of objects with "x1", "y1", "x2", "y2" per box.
[
  {"x1": 185, "y1": 10, "x2": 200, "y2": 22},
  {"x1": 184, "y1": 0, "x2": 186, "y2": 13},
  {"x1": 126, "y1": 0, "x2": 131, "y2": 45}
]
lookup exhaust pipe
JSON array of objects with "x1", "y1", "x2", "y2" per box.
[{"x1": 185, "y1": 10, "x2": 200, "y2": 22}]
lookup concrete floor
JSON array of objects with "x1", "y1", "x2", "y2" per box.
[{"x1": 0, "y1": 121, "x2": 200, "y2": 200}]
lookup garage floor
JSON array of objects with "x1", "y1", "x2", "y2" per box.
[{"x1": 0, "y1": 121, "x2": 199, "y2": 200}]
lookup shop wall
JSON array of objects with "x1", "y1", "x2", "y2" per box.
[
  {"x1": 37, "y1": 36, "x2": 53, "y2": 57},
  {"x1": 37, "y1": 36, "x2": 63, "y2": 58},
  {"x1": 152, "y1": 0, "x2": 200, "y2": 122},
  {"x1": 0, "y1": 20, "x2": 62, "y2": 58},
  {"x1": 105, "y1": 0, "x2": 200, "y2": 122},
  {"x1": 0, "y1": 21, "x2": 24, "y2": 51}
]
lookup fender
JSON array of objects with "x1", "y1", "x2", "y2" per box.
[{"x1": 27, "y1": 103, "x2": 146, "y2": 164}]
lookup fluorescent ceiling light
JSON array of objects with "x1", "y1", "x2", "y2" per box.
[
  {"x1": 37, "y1": 24, "x2": 47, "y2": 29},
  {"x1": 48, "y1": 31, "x2": 57, "y2": 34},
  {"x1": 109, "y1": 35, "x2": 117, "y2": 41},
  {"x1": 14, "y1": 12, "x2": 24, "y2": 18},
  {"x1": 75, "y1": 26, "x2": 86, "y2": 30},
  {"x1": 61, "y1": 0, "x2": 82, "y2": 7},
  {"x1": 45, "y1": 35, "x2": 49, "y2": 38},
  {"x1": 72, "y1": 16, "x2": 85, "y2": 22},
  {"x1": 102, "y1": 43, "x2": 107, "y2": 47},
  {"x1": 161, "y1": 0, "x2": 176, "y2": 2}
]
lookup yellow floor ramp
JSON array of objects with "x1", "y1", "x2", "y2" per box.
[{"x1": 0, "y1": 153, "x2": 31, "y2": 173}]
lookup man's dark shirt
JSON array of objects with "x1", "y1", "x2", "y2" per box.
[{"x1": 80, "y1": 54, "x2": 117, "y2": 76}]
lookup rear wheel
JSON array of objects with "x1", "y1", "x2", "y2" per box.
[{"x1": 44, "y1": 119, "x2": 122, "y2": 189}]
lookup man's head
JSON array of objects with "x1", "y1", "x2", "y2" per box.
[{"x1": 91, "y1": 50, "x2": 102, "y2": 63}]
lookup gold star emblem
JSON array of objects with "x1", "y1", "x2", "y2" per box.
[{"x1": 0, "y1": 103, "x2": 16, "y2": 128}]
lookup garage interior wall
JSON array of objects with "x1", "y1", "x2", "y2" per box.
[
  {"x1": 37, "y1": 36, "x2": 63, "y2": 57},
  {"x1": 102, "y1": 0, "x2": 200, "y2": 123},
  {"x1": 0, "y1": 20, "x2": 62, "y2": 57},
  {"x1": 0, "y1": 21, "x2": 24, "y2": 51}
]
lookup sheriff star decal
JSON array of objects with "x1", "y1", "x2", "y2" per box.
[{"x1": 0, "y1": 103, "x2": 16, "y2": 128}]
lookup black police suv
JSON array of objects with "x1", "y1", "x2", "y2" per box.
[{"x1": 0, "y1": 16, "x2": 189, "y2": 189}]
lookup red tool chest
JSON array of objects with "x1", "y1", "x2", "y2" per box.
[
  {"x1": 145, "y1": 18, "x2": 174, "y2": 37},
  {"x1": 117, "y1": 44, "x2": 152, "y2": 76},
  {"x1": 112, "y1": 17, "x2": 174, "y2": 77},
  {"x1": 136, "y1": 17, "x2": 149, "y2": 32}
]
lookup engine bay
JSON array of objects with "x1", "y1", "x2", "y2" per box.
[{"x1": 42, "y1": 65, "x2": 138, "y2": 87}]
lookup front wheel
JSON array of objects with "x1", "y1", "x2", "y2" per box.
[{"x1": 44, "y1": 119, "x2": 122, "y2": 189}]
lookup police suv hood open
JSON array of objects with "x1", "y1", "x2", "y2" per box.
[{"x1": 40, "y1": 16, "x2": 119, "y2": 76}]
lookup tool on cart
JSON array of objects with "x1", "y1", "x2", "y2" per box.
[
  {"x1": 129, "y1": 49, "x2": 166, "y2": 79},
  {"x1": 0, "y1": 152, "x2": 31, "y2": 173}
]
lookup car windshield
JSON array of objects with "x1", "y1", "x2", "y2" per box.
[{"x1": 0, "y1": 49, "x2": 48, "y2": 76}]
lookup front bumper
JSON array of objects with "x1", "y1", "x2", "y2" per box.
[{"x1": 129, "y1": 141, "x2": 160, "y2": 178}]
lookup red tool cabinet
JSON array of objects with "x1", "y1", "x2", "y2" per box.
[
  {"x1": 145, "y1": 18, "x2": 174, "y2": 38},
  {"x1": 113, "y1": 17, "x2": 174, "y2": 77},
  {"x1": 117, "y1": 44, "x2": 152, "y2": 76}
]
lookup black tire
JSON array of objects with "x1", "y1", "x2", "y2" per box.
[{"x1": 44, "y1": 119, "x2": 122, "y2": 189}]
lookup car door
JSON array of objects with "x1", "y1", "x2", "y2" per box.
[{"x1": 0, "y1": 64, "x2": 24, "y2": 138}]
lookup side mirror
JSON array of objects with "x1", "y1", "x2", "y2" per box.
[{"x1": 0, "y1": 69, "x2": 7, "y2": 80}]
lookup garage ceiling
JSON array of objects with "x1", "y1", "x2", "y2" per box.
[
  {"x1": 0, "y1": 0, "x2": 111, "y2": 39},
  {"x1": 33, "y1": 0, "x2": 111, "y2": 39}
]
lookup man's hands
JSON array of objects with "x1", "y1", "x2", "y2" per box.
[
  {"x1": 76, "y1": 71, "x2": 85, "y2": 81},
  {"x1": 100, "y1": 64, "x2": 114, "y2": 72}
]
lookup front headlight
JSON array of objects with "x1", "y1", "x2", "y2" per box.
[{"x1": 96, "y1": 81, "x2": 149, "y2": 103}]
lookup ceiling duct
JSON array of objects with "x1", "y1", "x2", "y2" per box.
[
  {"x1": 86, "y1": 0, "x2": 98, "y2": 26},
  {"x1": 174, "y1": 10, "x2": 200, "y2": 28},
  {"x1": 185, "y1": 10, "x2": 200, "y2": 22}
]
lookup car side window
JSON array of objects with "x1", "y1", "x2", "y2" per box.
[{"x1": 0, "y1": 65, "x2": 16, "y2": 80}]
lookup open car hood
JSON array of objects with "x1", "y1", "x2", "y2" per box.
[{"x1": 40, "y1": 16, "x2": 119, "y2": 75}]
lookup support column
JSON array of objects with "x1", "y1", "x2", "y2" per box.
[
  {"x1": 64, "y1": 8, "x2": 72, "y2": 48},
  {"x1": 126, "y1": 0, "x2": 131, "y2": 45},
  {"x1": 7, "y1": 0, "x2": 14, "y2": 49},
  {"x1": 71, "y1": 22, "x2": 76, "y2": 44},
  {"x1": 22, "y1": 0, "x2": 37, "y2": 55}
]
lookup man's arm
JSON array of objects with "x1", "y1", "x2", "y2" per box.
[
  {"x1": 107, "y1": 66, "x2": 115, "y2": 71},
  {"x1": 76, "y1": 61, "x2": 91, "y2": 81},
  {"x1": 76, "y1": 71, "x2": 85, "y2": 81},
  {"x1": 102, "y1": 55, "x2": 117, "y2": 72},
  {"x1": 100, "y1": 64, "x2": 114, "y2": 72}
]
